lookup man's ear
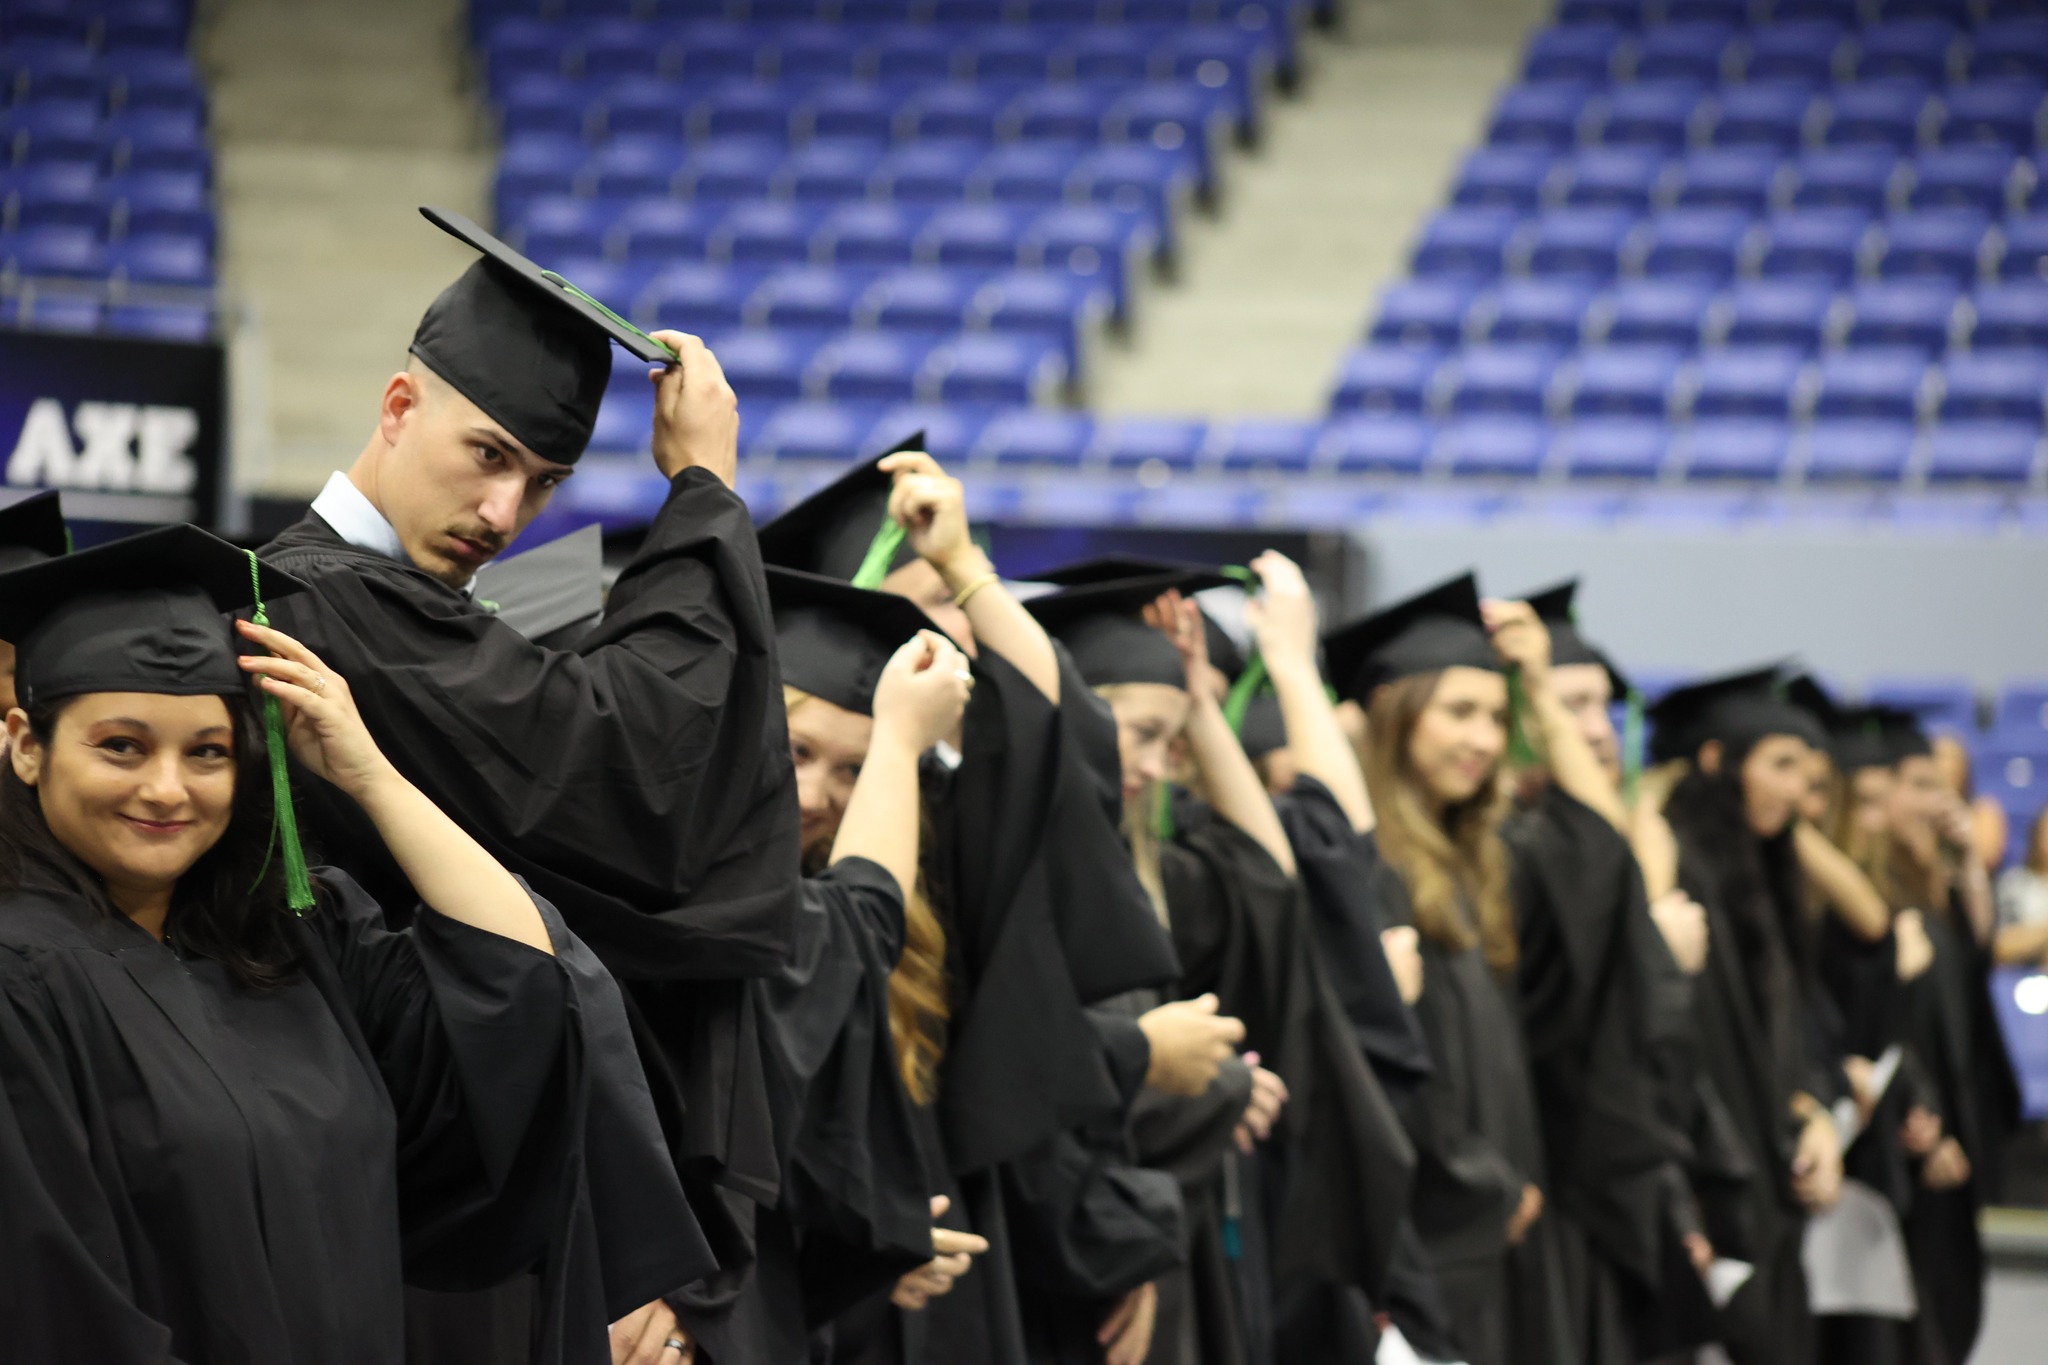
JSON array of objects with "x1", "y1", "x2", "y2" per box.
[
  {"x1": 1697, "y1": 738, "x2": 1724, "y2": 776},
  {"x1": 7, "y1": 708, "x2": 41, "y2": 787},
  {"x1": 378, "y1": 370, "x2": 425, "y2": 448}
]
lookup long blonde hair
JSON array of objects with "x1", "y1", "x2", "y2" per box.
[
  {"x1": 1095, "y1": 683, "x2": 1176, "y2": 924},
  {"x1": 785, "y1": 687, "x2": 949, "y2": 1104},
  {"x1": 1362, "y1": 672, "x2": 1516, "y2": 973}
]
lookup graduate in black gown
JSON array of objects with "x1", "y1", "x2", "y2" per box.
[
  {"x1": 755, "y1": 449, "x2": 1195, "y2": 1365},
  {"x1": 1322, "y1": 574, "x2": 1575, "y2": 1365},
  {"x1": 1031, "y1": 562, "x2": 1419, "y2": 1365},
  {"x1": 0, "y1": 490, "x2": 68, "y2": 715},
  {"x1": 1495, "y1": 582, "x2": 1720, "y2": 1365},
  {"x1": 1647, "y1": 668, "x2": 1849, "y2": 1365},
  {"x1": 0, "y1": 525, "x2": 706, "y2": 1363},
  {"x1": 255, "y1": 210, "x2": 801, "y2": 1359}
]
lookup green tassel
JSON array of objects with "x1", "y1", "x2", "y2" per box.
[
  {"x1": 1505, "y1": 664, "x2": 1539, "y2": 768},
  {"x1": 244, "y1": 551, "x2": 316, "y2": 913},
  {"x1": 1222, "y1": 652, "x2": 1268, "y2": 737},
  {"x1": 539, "y1": 270, "x2": 680, "y2": 362},
  {"x1": 1219, "y1": 565, "x2": 1255, "y2": 586},
  {"x1": 63, "y1": 527, "x2": 74, "y2": 554},
  {"x1": 1621, "y1": 688, "x2": 1645, "y2": 804},
  {"x1": 1153, "y1": 778, "x2": 1176, "y2": 842},
  {"x1": 850, "y1": 518, "x2": 907, "y2": 590}
]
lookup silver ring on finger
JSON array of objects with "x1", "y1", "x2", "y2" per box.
[
  {"x1": 309, "y1": 674, "x2": 327, "y2": 694},
  {"x1": 664, "y1": 1338, "x2": 689, "y2": 1356}
]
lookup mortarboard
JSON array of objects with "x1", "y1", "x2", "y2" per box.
[
  {"x1": 412, "y1": 206, "x2": 674, "y2": 468},
  {"x1": 0, "y1": 490, "x2": 67, "y2": 574},
  {"x1": 755, "y1": 432, "x2": 931, "y2": 582},
  {"x1": 1236, "y1": 692, "x2": 1288, "y2": 759},
  {"x1": 1024, "y1": 568, "x2": 1231, "y2": 690},
  {"x1": 1646, "y1": 664, "x2": 1826, "y2": 765},
  {"x1": 1322, "y1": 572, "x2": 1502, "y2": 704},
  {"x1": 770, "y1": 565, "x2": 937, "y2": 716},
  {"x1": 473, "y1": 523, "x2": 606, "y2": 645},
  {"x1": 1522, "y1": 579, "x2": 1631, "y2": 697}
]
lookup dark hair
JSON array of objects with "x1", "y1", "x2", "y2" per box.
[
  {"x1": 1665, "y1": 763, "x2": 1814, "y2": 987},
  {"x1": 2029, "y1": 806, "x2": 2048, "y2": 878},
  {"x1": 0, "y1": 694, "x2": 305, "y2": 991}
]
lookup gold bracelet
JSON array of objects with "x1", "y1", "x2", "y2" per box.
[{"x1": 952, "y1": 572, "x2": 1001, "y2": 609}]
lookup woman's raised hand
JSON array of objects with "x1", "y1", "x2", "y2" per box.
[
  {"x1": 880, "y1": 450, "x2": 976, "y2": 576},
  {"x1": 871, "y1": 630, "x2": 973, "y2": 754},
  {"x1": 1244, "y1": 550, "x2": 1318, "y2": 671},
  {"x1": 1142, "y1": 589, "x2": 1210, "y2": 693},
  {"x1": 236, "y1": 619, "x2": 394, "y2": 800}
]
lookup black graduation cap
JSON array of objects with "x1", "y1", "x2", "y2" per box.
[
  {"x1": 412, "y1": 205, "x2": 674, "y2": 468},
  {"x1": 1645, "y1": 664, "x2": 1825, "y2": 765},
  {"x1": 755, "y1": 432, "x2": 931, "y2": 581},
  {"x1": 0, "y1": 489, "x2": 67, "y2": 574},
  {"x1": 770, "y1": 564, "x2": 937, "y2": 716},
  {"x1": 1322, "y1": 572, "x2": 1501, "y2": 704},
  {"x1": 1237, "y1": 693, "x2": 1287, "y2": 759},
  {"x1": 1522, "y1": 578, "x2": 1631, "y2": 697},
  {"x1": 1025, "y1": 570, "x2": 1224, "y2": 690},
  {"x1": 0, "y1": 524, "x2": 309, "y2": 708}
]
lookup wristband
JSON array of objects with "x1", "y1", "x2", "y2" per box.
[{"x1": 952, "y1": 572, "x2": 1002, "y2": 610}]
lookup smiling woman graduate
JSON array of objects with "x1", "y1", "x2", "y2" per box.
[{"x1": 0, "y1": 526, "x2": 705, "y2": 1364}]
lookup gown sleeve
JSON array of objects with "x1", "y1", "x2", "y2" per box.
[
  {"x1": 301, "y1": 870, "x2": 712, "y2": 1365},
  {"x1": 261, "y1": 469, "x2": 800, "y2": 981},
  {"x1": 0, "y1": 947, "x2": 189, "y2": 1364}
]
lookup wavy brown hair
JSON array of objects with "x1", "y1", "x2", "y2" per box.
[
  {"x1": 785, "y1": 686, "x2": 949, "y2": 1104},
  {"x1": 1362, "y1": 671, "x2": 1517, "y2": 973}
]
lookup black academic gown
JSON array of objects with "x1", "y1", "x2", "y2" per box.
[
  {"x1": 0, "y1": 870, "x2": 707, "y2": 1365},
  {"x1": 259, "y1": 468, "x2": 802, "y2": 1352},
  {"x1": 1504, "y1": 785, "x2": 1715, "y2": 1365},
  {"x1": 1162, "y1": 801, "x2": 1417, "y2": 1365}
]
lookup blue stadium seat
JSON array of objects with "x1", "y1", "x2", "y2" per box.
[
  {"x1": 484, "y1": 22, "x2": 569, "y2": 89},
  {"x1": 748, "y1": 402, "x2": 884, "y2": 461},
  {"x1": 901, "y1": 82, "x2": 1025, "y2": 143},
  {"x1": 1718, "y1": 279, "x2": 1837, "y2": 350},
  {"x1": 1634, "y1": 22, "x2": 1737, "y2": 85},
  {"x1": 1486, "y1": 81, "x2": 1596, "y2": 150},
  {"x1": 2, "y1": 224, "x2": 103, "y2": 277},
  {"x1": 1158, "y1": 27, "x2": 1276, "y2": 126},
  {"x1": 1089, "y1": 415, "x2": 1209, "y2": 469},
  {"x1": 914, "y1": 202, "x2": 1026, "y2": 268},
  {"x1": 1867, "y1": 678, "x2": 1980, "y2": 731},
  {"x1": 860, "y1": 265, "x2": 985, "y2": 332},
  {"x1": 797, "y1": 81, "x2": 905, "y2": 143},
  {"x1": 1804, "y1": 419, "x2": 1916, "y2": 481},
  {"x1": 1442, "y1": 345, "x2": 1562, "y2": 417},
  {"x1": 512, "y1": 195, "x2": 614, "y2": 259},
  {"x1": 1598, "y1": 278, "x2": 1715, "y2": 348},
  {"x1": 107, "y1": 169, "x2": 209, "y2": 239},
  {"x1": 693, "y1": 80, "x2": 801, "y2": 141},
  {"x1": 10, "y1": 162, "x2": 101, "y2": 232},
  {"x1": 111, "y1": 231, "x2": 211, "y2": 286},
  {"x1": 1567, "y1": 346, "x2": 1684, "y2": 417},
  {"x1": 1560, "y1": 146, "x2": 1667, "y2": 210},
  {"x1": 1850, "y1": 21, "x2": 1962, "y2": 86},
  {"x1": 1637, "y1": 208, "x2": 1754, "y2": 282},
  {"x1": 1822, "y1": 80, "x2": 1935, "y2": 152},
  {"x1": 971, "y1": 141, "x2": 1086, "y2": 204},
  {"x1": 813, "y1": 201, "x2": 929, "y2": 265},
  {"x1": 1103, "y1": 85, "x2": 1233, "y2": 179},
  {"x1": 1877, "y1": 208, "x2": 1991, "y2": 282},
  {"x1": 2001, "y1": 213, "x2": 2048, "y2": 278},
  {"x1": 584, "y1": 136, "x2": 688, "y2": 199},
  {"x1": 1756, "y1": 208, "x2": 1874, "y2": 284},
  {"x1": 1909, "y1": 146, "x2": 2021, "y2": 212},
  {"x1": 1670, "y1": 147, "x2": 1784, "y2": 214},
  {"x1": 778, "y1": 139, "x2": 888, "y2": 201},
  {"x1": 1370, "y1": 278, "x2": 1479, "y2": 347},
  {"x1": 547, "y1": 258, "x2": 656, "y2": 315},
  {"x1": 1522, "y1": 24, "x2": 1625, "y2": 84},
  {"x1": 1476, "y1": 277, "x2": 1597, "y2": 347},
  {"x1": 3, "y1": 5, "x2": 93, "y2": 46},
  {"x1": 810, "y1": 329, "x2": 935, "y2": 402},
  {"x1": 1973, "y1": 746, "x2": 2048, "y2": 831},
  {"x1": 771, "y1": 24, "x2": 863, "y2": 82},
  {"x1": 745, "y1": 265, "x2": 875, "y2": 330},
  {"x1": 1441, "y1": 416, "x2": 1551, "y2": 477},
  {"x1": 107, "y1": 302, "x2": 212, "y2": 342},
  {"x1": 1707, "y1": 81, "x2": 1820, "y2": 153},
  {"x1": 640, "y1": 262, "x2": 763, "y2": 330},
  {"x1": 1938, "y1": 81, "x2": 2046, "y2": 151},
  {"x1": 1741, "y1": 22, "x2": 1845, "y2": 86},
  {"x1": 869, "y1": 25, "x2": 958, "y2": 84},
  {"x1": 8, "y1": 99, "x2": 100, "y2": 165},
  {"x1": 1682, "y1": 418, "x2": 1792, "y2": 479},
  {"x1": 1521, "y1": 207, "x2": 1638, "y2": 280},
  {"x1": 1320, "y1": 413, "x2": 1433, "y2": 475},
  {"x1": 680, "y1": 138, "x2": 785, "y2": 200},
  {"x1": 1593, "y1": 80, "x2": 1706, "y2": 152},
  {"x1": 1811, "y1": 346, "x2": 1930, "y2": 421},
  {"x1": 581, "y1": 24, "x2": 672, "y2": 84},
  {"x1": 974, "y1": 408, "x2": 1095, "y2": 466},
  {"x1": 1970, "y1": 19, "x2": 2048, "y2": 82},
  {"x1": 673, "y1": 24, "x2": 768, "y2": 84},
  {"x1": 1556, "y1": 0, "x2": 1647, "y2": 22},
  {"x1": 1556, "y1": 416, "x2": 1670, "y2": 478},
  {"x1": 960, "y1": 27, "x2": 1064, "y2": 84},
  {"x1": 616, "y1": 198, "x2": 721, "y2": 261},
  {"x1": 872, "y1": 140, "x2": 993, "y2": 204},
  {"x1": 1926, "y1": 420, "x2": 2038, "y2": 480},
  {"x1": 1788, "y1": 148, "x2": 1902, "y2": 214},
  {"x1": 1996, "y1": 682, "x2": 2048, "y2": 740},
  {"x1": 1003, "y1": 85, "x2": 1119, "y2": 142},
  {"x1": 1450, "y1": 146, "x2": 1558, "y2": 211},
  {"x1": 1689, "y1": 346, "x2": 1807, "y2": 417},
  {"x1": 108, "y1": 57, "x2": 204, "y2": 121},
  {"x1": 1329, "y1": 344, "x2": 1443, "y2": 414},
  {"x1": 1971, "y1": 279, "x2": 2048, "y2": 346},
  {"x1": 1210, "y1": 417, "x2": 1321, "y2": 472},
  {"x1": 708, "y1": 328, "x2": 821, "y2": 403},
  {"x1": 1068, "y1": 27, "x2": 1155, "y2": 83},
  {"x1": 502, "y1": 74, "x2": 598, "y2": 139},
  {"x1": 1068, "y1": 143, "x2": 1199, "y2": 224},
  {"x1": 1940, "y1": 350, "x2": 2048, "y2": 423},
  {"x1": 1023, "y1": 203, "x2": 1155, "y2": 302},
  {"x1": 864, "y1": 403, "x2": 997, "y2": 464},
  {"x1": 973, "y1": 268, "x2": 1112, "y2": 354},
  {"x1": 588, "y1": 388, "x2": 656, "y2": 456},
  {"x1": 1842, "y1": 278, "x2": 1962, "y2": 352},
  {"x1": 1411, "y1": 207, "x2": 1520, "y2": 279},
  {"x1": 713, "y1": 200, "x2": 827, "y2": 266},
  {"x1": 15, "y1": 293, "x2": 102, "y2": 334},
  {"x1": 5, "y1": 44, "x2": 99, "y2": 104},
  {"x1": 497, "y1": 135, "x2": 584, "y2": 213},
  {"x1": 595, "y1": 77, "x2": 694, "y2": 143}
]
